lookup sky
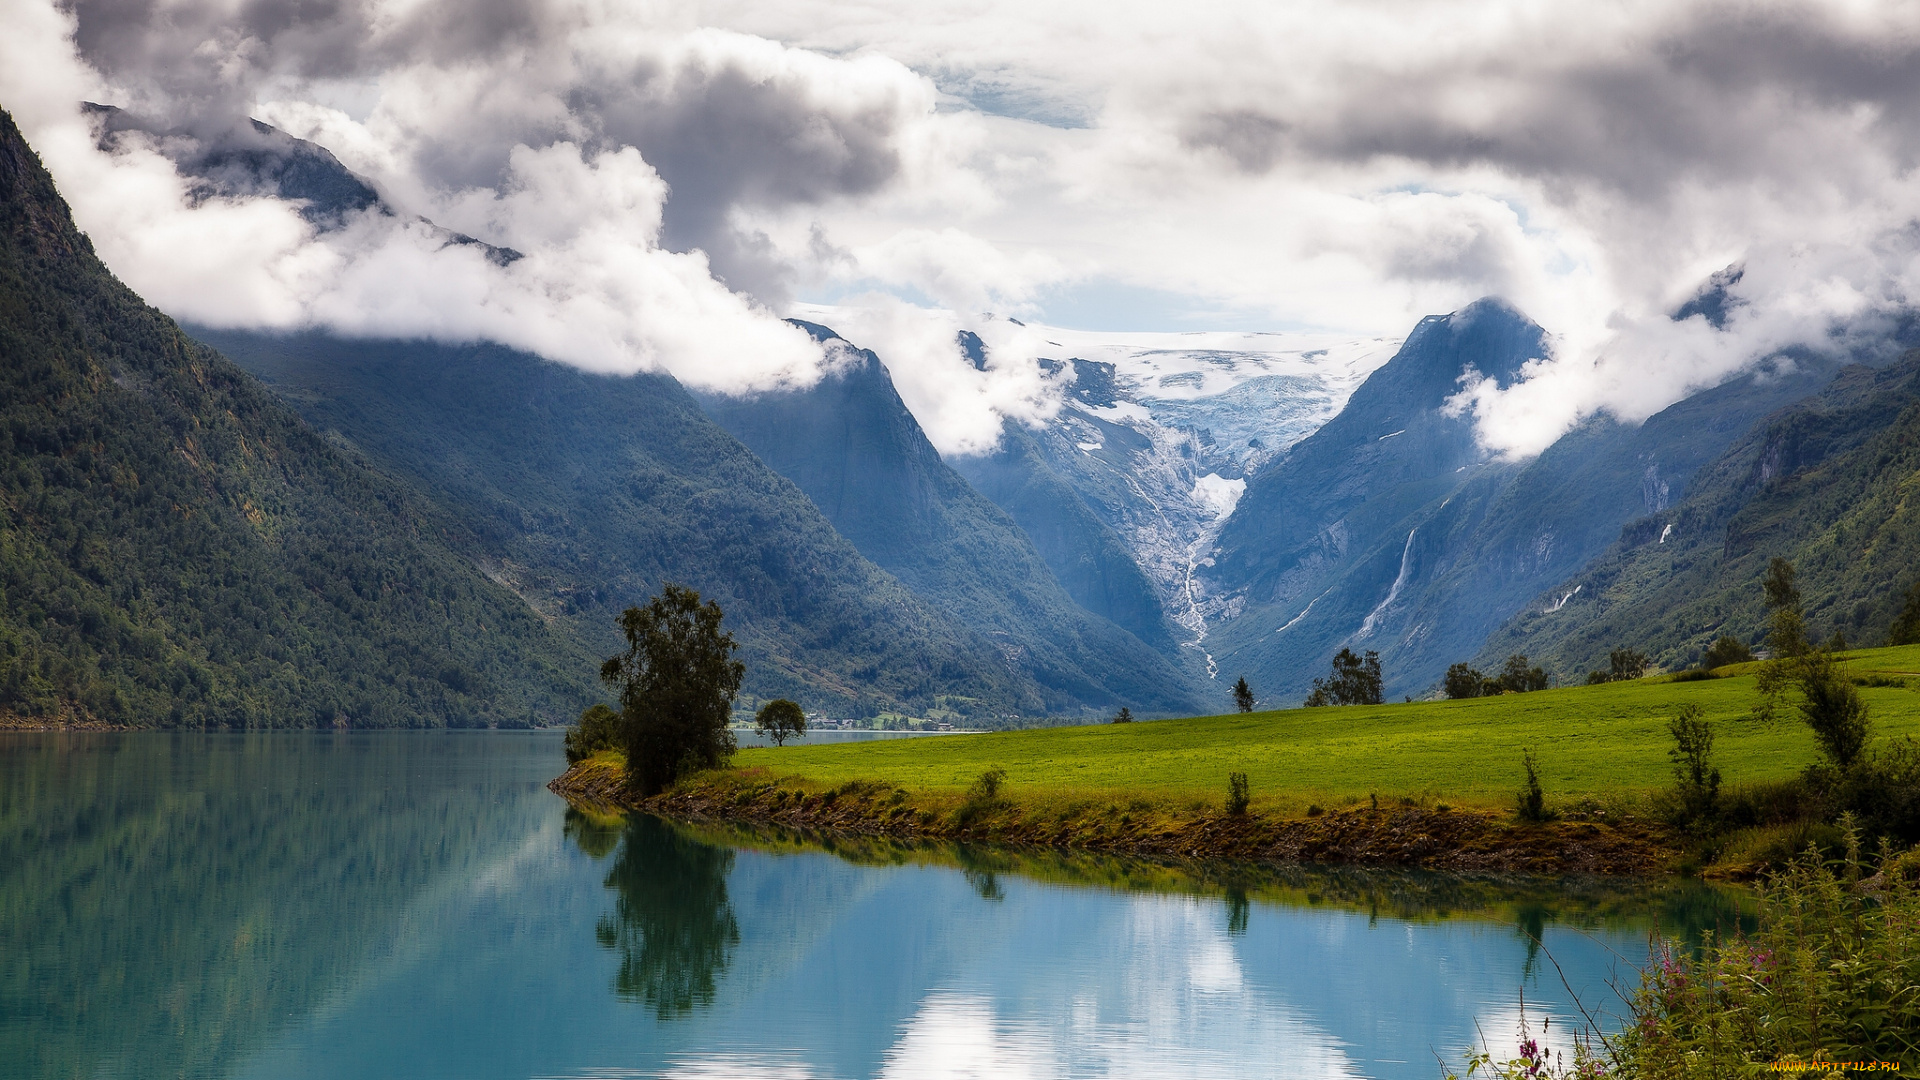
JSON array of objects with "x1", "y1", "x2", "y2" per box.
[{"x1": 4, "y1": 0, "x2": 1920, "y2": 455}]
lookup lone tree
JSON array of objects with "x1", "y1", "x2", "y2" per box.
[
  {"x1": 1111, "y1": 706, "x2": 1134, "y2": 724},
  {"x1": 601, "y1": 584, "x2": 745, "y2": 796},
  {"x1": 753, "y1": 699, "x2": 807, "y2": 747},
  {"x1": 1304, "y1": 648, "x2": 1383, "y2": 706},
  {"x1": 1232, "y1": 676, "x2": 1255, "y2": 713}
]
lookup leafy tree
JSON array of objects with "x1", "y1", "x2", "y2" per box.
[
  {"x1": 564, "y1": 703, "x2": 621, "y2": 763},
  {"x1": 1492, "y1": 654, "x2": 1548, "y2": 694},
  {"x1": 1111, "y1": 707, "x2": 1134, "y2": 724},
  {"x1": 1232, "y1": 677, "x2": 1255, "y2": 713},
  {"x1": 1798, "y1": 650, "x2": 1871, "y2": 771},
  {"x1": 1303, "y1": 648, "x2": 1383, "y2": 706},
  {"x1": 1443, "y1": 662, "x2": 1486, "y2": 699},
  {"x1": 1763, "y1": 556, "x2": 1810, "y2": 659},
  {"x1": 1891, "y1": 580, "x2": 1920, "y2": 646},
  {"x1": 1702, "y1": 635, "x2": 1753, "y2": 669},
  {"x1": 1666, "y1": 703, "x2": 1721, "y2": 824},
  {"x1": 600, "y1": 585, "x2": 745, "y2": 796},
  {"x1": 752, "y1": 699, "x2": 806, "y2": 747},
  {"x1": 1609, "y1": 647, "x2": 1651, "y2": 681}
]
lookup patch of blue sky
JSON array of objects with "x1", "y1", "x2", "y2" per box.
[{"x1": 1032, "y1": 278, "x2": 1326, "y2": 334}]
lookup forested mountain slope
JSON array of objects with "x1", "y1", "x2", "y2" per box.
[
  {"x1": 697, "y1": 323, "x2": 1206, "y2": 715},
  {"x1": 0, "y1": 108, "x2": 594, "y2": 727},
  {"x1": 1482, "y1": 352, "x2": 1920, "y2": 677},
  {"x1": 1198, "y1": 298, "x2": 1844, "y2": 701},
  {"x1": 199, "y1": 329, "x2": 1047, "y2": 722}
]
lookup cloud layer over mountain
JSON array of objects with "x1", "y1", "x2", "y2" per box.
[{"x1": 6, "y1": 0, "x2": 1920, "y2": 454}]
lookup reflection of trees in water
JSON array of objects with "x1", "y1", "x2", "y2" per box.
[
  {"x1": 956, "y1": 845, "x2": 1008, "y2": 902},
  {"x1": 564, "y1": 807, "x2": 625, "y2": 860},
  {"x1": 589, "y1": 815, "x2": 740, "y2": 1018}
]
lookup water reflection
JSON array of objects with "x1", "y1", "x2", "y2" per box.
[
  {"x1": 590, "y1": 815, "x2": 741, "y2": 1018},
  {"x1": 7, "y1": 732, "x2": 1761, "y2": 1080}
]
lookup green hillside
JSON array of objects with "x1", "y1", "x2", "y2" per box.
[
  {"x1": 731, "y1": 645, "x2": 1920, "y2": 807},
  {"x1": 0, "y1": 108, "x2": 595, "y2": 726},
  {"x1": 1483, "y1": 354, "x2": 1920, "y2": 678},
  {"x1": 195, "y1": 329, "x2": 1045, "y2": 723}
]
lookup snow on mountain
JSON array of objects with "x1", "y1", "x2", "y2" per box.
[{"x1": 1021, "y1": 325, "x2": 1400, "y2": 661}]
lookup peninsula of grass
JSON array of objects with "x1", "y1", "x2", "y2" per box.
[{"x1": 551, "y1": 645, "x2": 1920, "y2": 875}]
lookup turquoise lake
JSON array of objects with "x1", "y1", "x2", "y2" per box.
[{"x1": 0, "y1": 731, "x2": 1748, "y2": 1080}]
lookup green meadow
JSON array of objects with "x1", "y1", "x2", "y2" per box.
[{"x1": 734, "y1": 645, "x2": 1920, "y2": 812}]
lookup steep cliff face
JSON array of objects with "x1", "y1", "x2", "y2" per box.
[
  {"x1": 697, "y1": 323, "x2": 1206, "y2": 716},
  {"x1": 0, "y1": 108, "x2": 595, "y2": 726}
]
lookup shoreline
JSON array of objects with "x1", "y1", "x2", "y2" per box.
[{"x1": 549, "y1": 756, "x2": 1678, "y2": 877}]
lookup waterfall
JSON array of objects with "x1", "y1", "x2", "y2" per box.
[{"x1": 1357, "y1": 529, "x2": 1417, "y2": 639}]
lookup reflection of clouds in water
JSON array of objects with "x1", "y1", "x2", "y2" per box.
[
  {"x1": 900, "y1": 894, "x2": 1366, "y2": 1080},
  {"x1": 658, "y1": 1051, "x2": 818, "y2": 1078},
  {"x1": 880, "y1": 994, "x2": 1059, "y2": 1079},
  {"x1": 1463, "y1": 1002, "x2": 1592, "y2": 1076}
]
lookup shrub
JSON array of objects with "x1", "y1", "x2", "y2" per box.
[
  {"x1": 1110, "y1": 707, "x2": 1133, "y2": 724},
  {"x1": 1226, "y1": 772, "x2": 1250, "y2": 815},
  {"x1": 564, "y1": 703, "x2": 621, "y2": 763},
  {"x1": 1616, "y1": 840, "x2": 1920, "y2": 1071},
  {"x1": 953, "y1": 768, "x2": 1009, "y2": 827},
  {"x1": 1663, "y1": 704, "x2": 1720, "y2": 828},
  {"x1": 1516, "y1": 749, "x2": 1553, "y2": 822}
]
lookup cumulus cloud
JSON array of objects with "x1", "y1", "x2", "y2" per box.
[{"x1": 10, "y1": 0, "x2": 1920, "y2": 456}]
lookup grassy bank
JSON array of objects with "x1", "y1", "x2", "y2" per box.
[
  {"x1": 732, "y1": 646, "x2": 1920, "y2": 809},
  {"x1": 553, "y1": 645, "x2": 1920, "y2": 876}
]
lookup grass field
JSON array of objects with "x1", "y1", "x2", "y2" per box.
[{"x1": 731, "y1": 645, "x2": 1920, "y2": 812}]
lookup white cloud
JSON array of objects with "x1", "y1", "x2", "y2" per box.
[{"x1": 12, "y1": 0, "x2": 1920, "y2": 456}]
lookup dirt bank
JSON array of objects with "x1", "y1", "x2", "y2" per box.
[{"x1": 550, "y1": 756, "x2": 1675, "y2": 876}]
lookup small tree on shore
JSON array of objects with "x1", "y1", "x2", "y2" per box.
[
  {"x1": 1516, "y1": 749, "x2": 1551, "y2": 822},
  {"x1": 1304, "y1": 648, "x2": 1383, "y2": 706},
  {"x1": 1232, "y1": 677, "x2": 1255, "y2": 713},
  {"x1": 753, "y1": 699, "x2": 806, "y2": 747},
  {"x1": 601, "y1": 584, "x2": 745, "y2": 796}
]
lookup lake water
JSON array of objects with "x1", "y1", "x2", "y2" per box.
[{"x1": 0, "y1": 731, "x2": 1747, "y2": 1080}]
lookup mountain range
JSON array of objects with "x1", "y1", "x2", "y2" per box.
[{"x1": 6, "y1": 101, "x2": 1920, "y2": 725}]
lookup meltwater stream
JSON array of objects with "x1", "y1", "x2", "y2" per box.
[{"x1": 0, "y1": 732, "x2": 1747, "y2": 1080}]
